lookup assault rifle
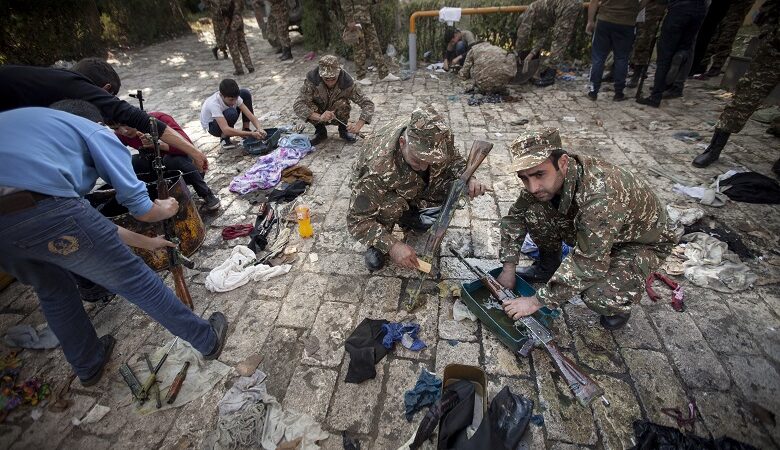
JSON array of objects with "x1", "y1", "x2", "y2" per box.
[
  {"x1": 450, "y1": 247, "x2": 605, "y2": 406},
  {"x1": 404, "y1": 140, "x2": 493, "y2": 311},
  {"x1": 148, "y1": 117, "x2": 195, "y2": 310}
]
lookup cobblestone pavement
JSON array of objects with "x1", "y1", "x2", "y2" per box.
[{"x1": 2, "y1": 17, "x2": 779, "y2": 450}]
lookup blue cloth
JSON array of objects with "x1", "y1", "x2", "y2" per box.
[
  {"x1": 0, "y1": 107, "x2": 152, "y2": 217},
  {"x1": 589, "y1": 19, "x2": 636, "y2": 94},
  {"x1": 404, "y1": 369, "x2": 442, "y2": 421},
  {"x1": 277, "y1": 133, "x2": 312, "y2": 152},
  {"x1": 0, "y1": 197, "x2": 217, "y2": 380},
  {"x1": 381, "y1": 322, "x2": 427, "y2": 351},
  {"x1": 521, "y1": 234, "x2": 572, "y2": 261}
]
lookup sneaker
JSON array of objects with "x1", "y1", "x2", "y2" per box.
[
  {"x1": 203, "y1": 312, "x2": 228, "y2": 361},
  {"x1": 364, "y1": 246, "x2": 386, "y2": 272},
  {"x1": 357, "y1": 77, "x2": 373, "y2": 86},
  {"x1": 202, "y1": 194, "x2": 221, "y2": 212},
  {"x1": 613, "y1": 92, "x2": 626, "y2": 102},
  {"x1": 221, "y1": 138, "x2": 237, "y2": 150},
  {"x1": 662, "y1": 89, "x2": 683, "y2": 99},
  {"x1": 248, "y1": 67, "x2": 255, "y2": 74},
  {"x1": 599, "y1": 313, "x2": 631, "y2": 331},
  {"x1": 636, "y1": 96, "x2": 660, "y2": 108},
  {"x1": 379, "y1": 73, "x2": 401, "y2": 82},
  {"x1": 587, "y1": 91, "x2": 598, "y2": 101},
  {"x1": 79, "y1": 335, "x2": 116, "y2": 387},
  {"x1": 233, "y1": 70, "x2": 245, "y2": 76}
]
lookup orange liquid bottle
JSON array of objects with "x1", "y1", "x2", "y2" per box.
[{"x1": 295, "y1": 205, "x2": 314, "y2": 238}]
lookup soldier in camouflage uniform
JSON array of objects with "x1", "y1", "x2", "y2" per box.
[
  {"x1": 293, "y1": 55, "x2": 375, "y2": 146},
  {"x1": 497, "y1": 128, "x2": 676, "y2": 330},
  {"x1": 515, "y1": 0, "x2": 582, "y2": 87},
  {"x1": 208, "y1": 0, "x2": 229, "y2": 60},
  {"x1": 693, "y1": 0, "x2": 780, "y2": 171},
  {"x1": 692, "y1": 0, "x2": 753, "y2": 77},
  {"x1": 269, "y1": 0, "x2": 293, "y2": 61},
  {"x1": 459, "y1": 42, "x2": 518, "y2": 94},
  {"x1": 221, "y1": 0, "x2": 255, "y2": 75},
  {"x1": 627, "y1": 0, "x2": 667, "y2": 88},
  {"x1": 252, "y1": 0, "x2": 281, "y2": 52},
  {"x1": 340, "y1": 0, "x2": 400, "y2": 84},
  {"x1": 347, "y1": 106, "x2": 487, "y2": 271}
]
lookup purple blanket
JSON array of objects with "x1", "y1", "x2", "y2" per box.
[{"x1": 230, "y1": 143, "x2": 314, "y2": 195}]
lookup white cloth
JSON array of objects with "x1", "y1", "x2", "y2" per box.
[
  {"x1": 200, "y1": 90, "x2": 244, "y2": 131},
  {"x1": 680, "y1": 232, "x2": 757, "y2": 292},
  {"x1": 666, "y1": 204, "x2": 705, "y2": 227},
  {"x1": 672, "y1": 184, "x2": 728, "y2": 207},
  {"x1": 205, "y1": 245, "x2": 291, "y2": 293},
  {"x1": 439, "y1": 7, "x2": 462, "y2": 25},
  {"x1": 4, "y1": 324, "x2": 59, "y2": 349}
]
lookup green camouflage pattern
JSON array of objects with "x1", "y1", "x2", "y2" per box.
[
  {"x1": 269, "y1": 0, "x2": 291, "y2": 47},
  {"x1": 717, "y1": 0, "x2": 779, "y2": 134},
  {"x1": 219, "y1": 0, "x2": 254, "y2": 73},
  {"x1": 514, "y1": 0, "x2": 582, "y2": 71},
  {"x1": 703, "y1": 0, "x2": 754, "y2": 70},
  {"x1": 506, "y1": 127, "x2": 563, "y2": 172},
  {"x1": 340, "y1": 0, "x2": 388, "y2": 79},
  {"x1": 459, "y1": 42, "x2": 518, "y2": 94},
  {"x1": 293, "y1": 64, "x2": 375, "y2": 125},
  {"x1": 499, "y1": 154, "x2": 676, "y2": 316},
  {"x1": 347, "y1": 107, "x2": 466, "y2": 253},
  {"x1": 318, "y1": 55, "x2": 342, "y2": 78},
  {"x1": 406, "y1": 106, "x2": 452, "y2": 165},
  {"x1": 630, "y1": 0, "x2": 666, "y2": 66},
  {"x1": 208, "y1": 0, "x2": 227, "y2": 50}
]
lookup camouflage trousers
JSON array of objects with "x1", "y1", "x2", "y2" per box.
[
  {"x1": 351, "y1": 22, "x2": 388, "y2": 79},
  {"x1": 212, "y1": 10, "x2": 227, "y2": 50},
  {"x1": 630, "y1": 1, "x2": 666, "y2": 66},
  {"x1": 703, "y1": 0, "x2": 754, "y2": 71},
  {"x1": 225, "y1": 17, "x2": 254, "y2": 73},
  {"x1": 269, "y1": 0, "x2": 291, "y2": 48},
  {"x1": 252, "y1": 0, "x2": 280, "y2": 48},
  {"x1": 304, "y1": 99, "x2": 351, "y2": 126},
  {"x1": 513, "y1": 193, "x2": 673, "y2": 316},
  {"x1": 716, "y1": 30, "x2": 780, "y2": 134},
  {"x1": 514, "y1": 1, "x2": 580, "y2": 71}
]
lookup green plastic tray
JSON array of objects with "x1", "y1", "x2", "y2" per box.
[{"x1": 460, "y1": 268, "x2": 560, "y2": 353}]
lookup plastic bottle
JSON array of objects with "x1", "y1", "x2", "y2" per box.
[{"x1": 295, "y1": 204, "x2": 313, "y2": 238}]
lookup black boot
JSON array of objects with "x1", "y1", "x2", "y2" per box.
[
  {"x1": 600, "y1": 313, "x2": 630, "y2": 331},
  {"x1": 626, "y1": 65, "x2": 645, "y2": 88},
  {"x1": 773, "y1": 158, "x2": 780, "y2": 178},
  {"x1": 212, "y1": 46, "x2": 219, "y2": 60},
  {"x1": 79, "y1": 335, "x2": 116, "y2": 386},
  {"x1": 338, "y1": 124, "x2": 357, "y2": 143},
  {"x1": 278, "y1": 47, "x2": 293, "y2": 61},
  {"x1": 274, "y1": 46, "x2": 283, "y2": 54},
  {"x1": 692, "y1": 129, "x2": 730, "y2": 168},
  {"x1": 222, "y1": 49, "x2": 229, "y2": 59},
  {"x1": 533, "y1": 68, "x2": 555, "y2": 87},
  {"x1": 364, "y1": 246, "x2": 386, "y2": 272},
  {"x1": 636, "y1": 95, "x2": 660, "y2": 108},
  {"x1": 516, "y1": 251, "x2": 561, "y2": 283},
  {"x1": 203, "y1": 312, "x2": 228, "y2": 361},
  {"x1": 310, "y1": 124, "x2": 327, "y2": 146}
]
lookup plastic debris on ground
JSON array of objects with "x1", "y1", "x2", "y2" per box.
[
  {"x1": 3, "y1": 324, "x2": 59, "y2": 349},
  {"x1": 381, "y1": 323, "x2": 426, "y2": 351},
  {"x1": 404, "y1": 369, "x2": 442, "y2": 421},
  {"x1": 452, "y1": 299, "x2": 477, "y2": 322},
  {"x1": 673, "y1": 131, "x2": 702, "y2": 142},
  {"x1": 0, "y1": 354, "x2": 50, "y2": 422},
  {"x1": 666, "y1": 204, "x2": 705, "y2": 227},
  {"x1": 72, "y1": 404, "x2": 110, "y2": 426}
]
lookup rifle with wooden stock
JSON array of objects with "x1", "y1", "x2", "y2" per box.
[
  {"x1": 450, "y1": 248, "x2": 605, "y2": 407},
  {"x1": 148, "y1": 118, "x2": 195, "y2": 310},
  {"x1": 404, "y1": 140, "x2": 493, "y2": 312}
]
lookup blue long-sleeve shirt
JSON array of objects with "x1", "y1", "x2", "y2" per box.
[{"x1": 0, "y1": 107, "x2": 153, "y2": 217}]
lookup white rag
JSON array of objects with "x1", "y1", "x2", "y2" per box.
[
  {"x1": 439, "y1": 7, "x2": 462, "y2": 25},
  {"x1": 205, "y1": 245, "x2": 291, "y2": 293},
  {"x1": 680, "y1": 232, "x2": 757, "y2": 292}
]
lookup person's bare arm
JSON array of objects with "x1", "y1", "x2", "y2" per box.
[
  {"x1": 134, "y1": 198, "x2": 179, "y2": 222},
  {"x1": 214, "y1": 116, "x2": 264, "y2": 139},
  {"x1": 238, "y1": 103, "x2": 266, "y2": 137},
  {"x1": 117, "y1": 226, "x2": 176, "y2": 250},
  {"x1": 587, "y1": 0, "x2": 600, "y2": 34},
  {"x1": 161, "y1": 126, "x2": 208, "y2": 172}
]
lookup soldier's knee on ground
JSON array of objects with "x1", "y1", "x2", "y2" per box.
[{"x1": 581, "y1": 279, "x2": 639, "y2": 316}]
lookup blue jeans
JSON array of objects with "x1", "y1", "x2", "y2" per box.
[
  {"x1": 0, "y1": 196, "x2": 216, "y2": 379},
  {"x1": 208, "y1": 88, "x2": 254, "y2": 139},
  {"x1": 589, "y1": 20, "x2": 636, "y2": 94},
  {"x1": 649, "y1": 1, "x2": 707, "y2": 100}
]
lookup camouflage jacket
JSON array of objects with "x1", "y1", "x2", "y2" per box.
[
  {"x1": 347, "y1": 117, "x2": 466, "y2": 253},
  {"x1": 459, "y1": 42, "x2": 517, "y2": 88},
  {"x1": 521, "y1": 0, "x2": 582, "y2": 54},
  {"x1": 500, "y1": 155, "x2": 672, "y2": 307},
  {"x1": 293, "y1": 68, "x2": 375, "y2": 123},
  {"x1": 340, "y1": 0, "x2": 376, "y2": 24}
]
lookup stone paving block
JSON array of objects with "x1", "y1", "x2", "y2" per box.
[
  {"x1": 469, "y1": 194, "x2": 499, "y2": 220},
  {"x1": 157, "y1": 378, "x2": 224, "y2": 449},
  {"x1": 611, "y1": 305, "x2": 662, "y2": 350},
  {"x1": 276, "y1": 273, "x2": 328, "y2": 328},
  {"x1": 392, "y1": 297, "x2": 439, "y2": 361},
  {"x1": 695, "y1": 390, "x2": 776, "y2": 449},
  {"x1": 300, "y1": 252, "x2": 371, "y2": 276},
  {"x1": 686, "y1": 296, "x2": 761, "y2": 355},
  {"x1": 434, "y1": 340, "x2": 480, "y2": 375},
  {"x1": 358, "y1": 276, "x2": 403, "y2": 320},
  {"x1": 727, "y1": 295, "x2": 780, "y2": 363},
  {"x1": 283, "y1": 365, "x2": 339, "y2": 422},
  {"x1": 10, "y1": 393, "x2": 95, "y2": 450},
  {"x1": 302, "y1": 301, "x2": 356, "y2": 367},
  {"x1": 437, "y1": 296, "x2": 478, "y2": 342},
  {"x1": 470, "y1": 219, "x2": 500, "y2": 258},
  {"x1": 487, "y1": 376, "x2": 546, "y2": 450},
  {"x1": 314, "y1": 229, "x2": 363, "y2": 254},
  {"x1": 220, "y1": 299, "x2": 280, "y2": 365},
  {"x1": 534, "y1": 348, "x2": 598, "y2": 445},
  {"x1": 722, "y1": 355, "x2": 780, "y2": 441},
  {"x1": 568, "y1": 306, "x2": 625, "y2": 373},
  {"x1": 483, "y1": 332, "x2": 530, "y2": 377},
  {"x1": 59, "y1": 435, "x2": 112, "y2": 450},
  {"x1": 323, "y1": 275, "x2": 366, "y2": 304},
  {"x1": 0, "y1": 425, "x2": 21, "y2": 449},
  {"x1": 374, "y1": 359, "x2": 430, "y2": 449},
  {"x1": 649, "y1": 309, "x2": 730, "y2": 390},
  {"x1": 591, "y1": 374, "x2": 642, "y2": 450},
  {"x1": 622, "y1": 348, "x2": 689, "y2": 427},
  {"x1": 328, "y1": 356, "x2": 387, "y2": 434}
]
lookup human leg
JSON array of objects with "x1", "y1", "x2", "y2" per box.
[
  {"x1": 589, "y1": 20, "x2": 613, "y2": 95},
  {"x1": 239, "y1": 88, "x2": 254, "y2": 128}
]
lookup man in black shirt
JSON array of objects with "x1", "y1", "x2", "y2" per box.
[{"x1": 0, "y1": 58, "x2": 209, "y2": 172}]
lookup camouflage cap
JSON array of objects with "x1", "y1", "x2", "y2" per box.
[
  {"x1": 405, "y1": 106, "x2": 450, "y2": 165},
  {"x1": 318, "y1": 55, "x2": 341, "y2": 78},
  {"x1": 507, "y1": 128, "x2": 563, "y2": 172}
]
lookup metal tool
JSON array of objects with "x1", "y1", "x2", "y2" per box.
[
  {"x1": 332, "y1": 117, "x2": 366, "y2": 139},
  {"x1": 165, "y1": 361, "x2": 190, "y2": 404},
  {"x1": 144, "y1": 354, "x2": 162, "y2": 409},
  {"x1": 139, "y1": 337, "x2": 178, "y2": 404},
  {"x1": 119, "y1": 363, "x2": 144, "y2": 400}
]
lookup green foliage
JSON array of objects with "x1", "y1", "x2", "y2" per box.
[{"x1": 302, "y1": 0, "x2": 332, "y2": 50}]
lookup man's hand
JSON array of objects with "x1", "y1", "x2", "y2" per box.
[
  {"x1": 496, "y1": 268, "x2": 517, "y2": 291},
  {"x1": 503, "y1": 295, "x2": 542, "y2": 320},
  {"x1": 389, "y1": 242, "x2": 419, "y2": 269},
  {"x1": 586, "y1": 21, "x2": 595, "y2": 34},
  {"x1": 319, "y1": 111, "x2": 335, "y2": 123},
  {"x1": 139, "y1": 132, "x2": 154, "y2": 149},
  {"x1": 467, "y1": 177, "x2": 487, "y2": 199},
  {"x1": 248, "y1": 130, "x2": 266, "y2": 140},
  {"x1": 154, "y1": 198, "x2": 179, "y2": 220},
  {"x1": 347, "y1": 120, "x2": 364, "y2": 134},
  {"x1": 191, "y1": 151, "x2": 209, "y2": 173},
  {"x1": 137, "y1": 235, "x2": 176, "y2": 251}
]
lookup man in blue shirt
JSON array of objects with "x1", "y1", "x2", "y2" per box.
[{"x1": 0, "y1": 102, "x2": 228, "y2": 386}]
